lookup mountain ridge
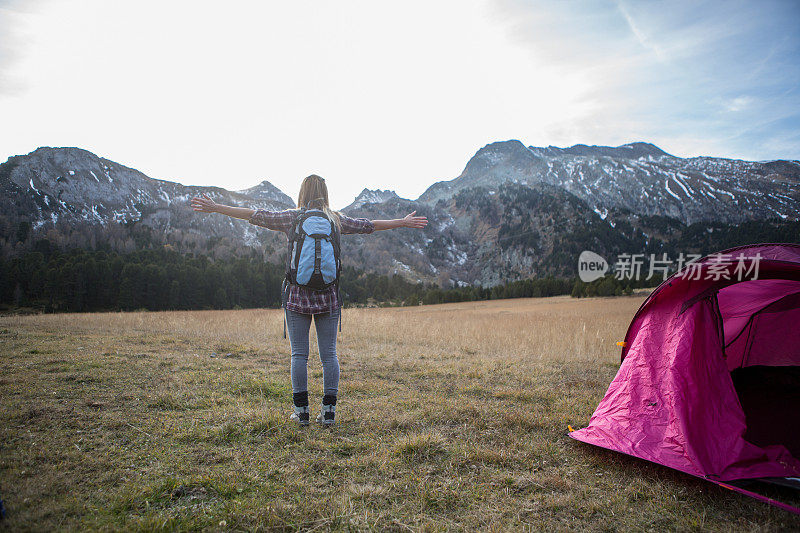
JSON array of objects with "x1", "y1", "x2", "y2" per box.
[
  {"x1": 416, "y1": 140, "x2": 800, "y2": 224},
  {"x1": 2, "y1": 143, "x2": 798, "y2": 287}
]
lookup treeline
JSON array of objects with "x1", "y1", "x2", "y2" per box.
[
  {"x1": 365, "y1": 271, "x2": 656, "y2": 305},
  {"x1": 570, "y1": 276, "x2": 654, "y2": 298},
  {"x1": 412, "y1": 277, "x2": 575, "y2": 306},
  {"x1": 0, "y1": 241, "x2": 394, "y2": 311},
  {"x1": 3, "y1": 239, "x2": 638, "y2": 313},
  {"x1": 0, "y1": 241, "x2": 431, "y2": 312},
  {"x1": 0, "y1": 242, "x2": 283, "y2": 312}
]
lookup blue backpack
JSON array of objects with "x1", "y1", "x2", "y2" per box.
[{"x1": 285, "y1": 209, "x2": 341, "y2": 291}]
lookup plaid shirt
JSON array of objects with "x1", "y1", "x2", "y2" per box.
[{"x1": 248, "y1": 208, "x2": 374, "y2": 314}]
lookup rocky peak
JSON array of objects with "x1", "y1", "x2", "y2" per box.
[
  {"x1": 469, "y1": 139, "x2": 537, "y2": 166},
  {"x1": 236, "y1": 180, "x2": 294, "y2": 206},
  {"x1": 552, "y1": 142, "x2": 672, "y2": 159},
  {"x1": 346, "y1": 188, "x2": 400, "y2": 210}
]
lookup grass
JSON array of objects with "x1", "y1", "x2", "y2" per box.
[{"x1": 1, "y1": 295, "x2": 799, "y2": 531}]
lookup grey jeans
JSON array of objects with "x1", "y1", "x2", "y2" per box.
[{"x1": 285, "y1": 307, "x2": 340, "y2": 397}]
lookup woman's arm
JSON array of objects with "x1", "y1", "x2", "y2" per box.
[
  {"x1": 190, "y1": 194, "x2": 254, "y2": 220},
  {"x1": 372, "y1": 211, "x2": 428, "y2": 231},
  {"x1": 191, "y1": 193, "x2": 296, "y2": 232}
]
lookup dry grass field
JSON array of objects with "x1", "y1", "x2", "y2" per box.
[{"x1": 1, "y1": 295, "x2": 799, "y2": 531}]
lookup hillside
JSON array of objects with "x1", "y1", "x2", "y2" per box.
[
  {"x1": 418, "y1": 140, "x2": 800, "y2": 224},
  {"x1": 2, "y1": 142, "x2": 799, "y2": 287}
]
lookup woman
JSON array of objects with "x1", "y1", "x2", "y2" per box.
[{"x1": 190, "y1": 174, "x2": 427, "y2": 426}]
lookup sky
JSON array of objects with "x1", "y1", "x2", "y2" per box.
[{"x1": 1, "y1": 0, "x2": 798, "y2": 209}]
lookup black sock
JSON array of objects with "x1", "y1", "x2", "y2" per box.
[
  {"x1": 322, "y1": 394, "x2": 337, "y2": 406},
  {"x1": 293, "y1": 391, "x2": 309, "y2": 407}
]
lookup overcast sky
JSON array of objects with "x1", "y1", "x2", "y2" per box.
[{"x1": 1, "y1": 0, "x2": 798, "y2": 208}]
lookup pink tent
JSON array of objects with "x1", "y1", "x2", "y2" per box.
[{"x1": 571, "y1": 244, "x2": 800, "y2": 512}]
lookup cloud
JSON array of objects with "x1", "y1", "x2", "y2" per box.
[
  {"x1": 722, "y1": 96, "x2": 755, "y2": 113},
  {"x1": 487, "y1": 0, "x2": 800, "y2": 160},
  {"x1": 615, "y1": 1, "x2": 666, "y2": 61}
]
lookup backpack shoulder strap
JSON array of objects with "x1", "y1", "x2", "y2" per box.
[
  {"x1": 291, "y1": 208, "x2": 309, "y2": 234},
  {"x1": 285, "y1": 209, "x2": 305, "y2": 284}
]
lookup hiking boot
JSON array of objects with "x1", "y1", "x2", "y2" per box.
[
  {"x1": 291, "y1": 391, "x2": 310, "y2": 426},
  {"x1": 316, "y1": 403, "x2": 335, "y2": 426},
  {"x1": 317, "y1": 395, "x2": 336, "y2": 426},
  {"x1": 290, "y1": 405, "x2": 309, "y2": 426}
]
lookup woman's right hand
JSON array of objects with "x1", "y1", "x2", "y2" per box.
[{"x1": 190, "y1": 193, "x2": 218, "y2": 213}]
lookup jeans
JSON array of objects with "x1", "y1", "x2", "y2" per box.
[{"x1": 285, "y1": 307, "x2": 340, "y2": 397}]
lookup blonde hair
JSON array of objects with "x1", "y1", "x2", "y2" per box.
[{"x1": 297, "y1": 174, "x2": 341, "y2": 230}]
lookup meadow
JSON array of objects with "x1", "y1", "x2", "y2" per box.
[{"x1": 1, "y1": 295, "x2": 799, "y2": 531}]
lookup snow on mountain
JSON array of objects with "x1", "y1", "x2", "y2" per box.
[
  {"x1": 236, "y1": 180, "x2": 294, "y2": 206},
  {"x1": 345, "y1": 188, "x2": 400, "y2": 210},
  {"x1": 3, "y1": 142, "x2": 798, "y2": 288},
  {"x1": 418, "y1": 140, "x2": 800, "y2": 224},
  {"x1": 0, "y1": 147, "x2": 295, "y2": 257}
]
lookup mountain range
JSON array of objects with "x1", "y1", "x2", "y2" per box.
[{"x1": 2, "y1": 142, "x2": 798, "y2": 286}]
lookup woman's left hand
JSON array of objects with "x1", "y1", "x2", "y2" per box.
[
  {"x1": 190, "y1": 193, "x2": 218, "y2": 213},
  {"x1": 402, "y1": 211, "x2": 428, "y2": 229}
]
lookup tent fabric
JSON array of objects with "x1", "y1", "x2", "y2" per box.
[
  {"x1": 571, "y1": 244, "x2": 800, "y2": 482},
  {"x1": 717, "y1": 279, "x2": 800, "y2": 345},
  {"x1": 721, "y1": 286, "x2": 800, "y2": 369}
]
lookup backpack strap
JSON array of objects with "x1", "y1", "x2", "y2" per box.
[
  {"x1": 285, "y1": 210, "x2": 304, "y2": 284},
  {"x1": 283, "y1": 210, "x2": 304, "y2": 339},
  {"x1": 330, "y1": 216, "x2": 342, "y2": 331}
]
